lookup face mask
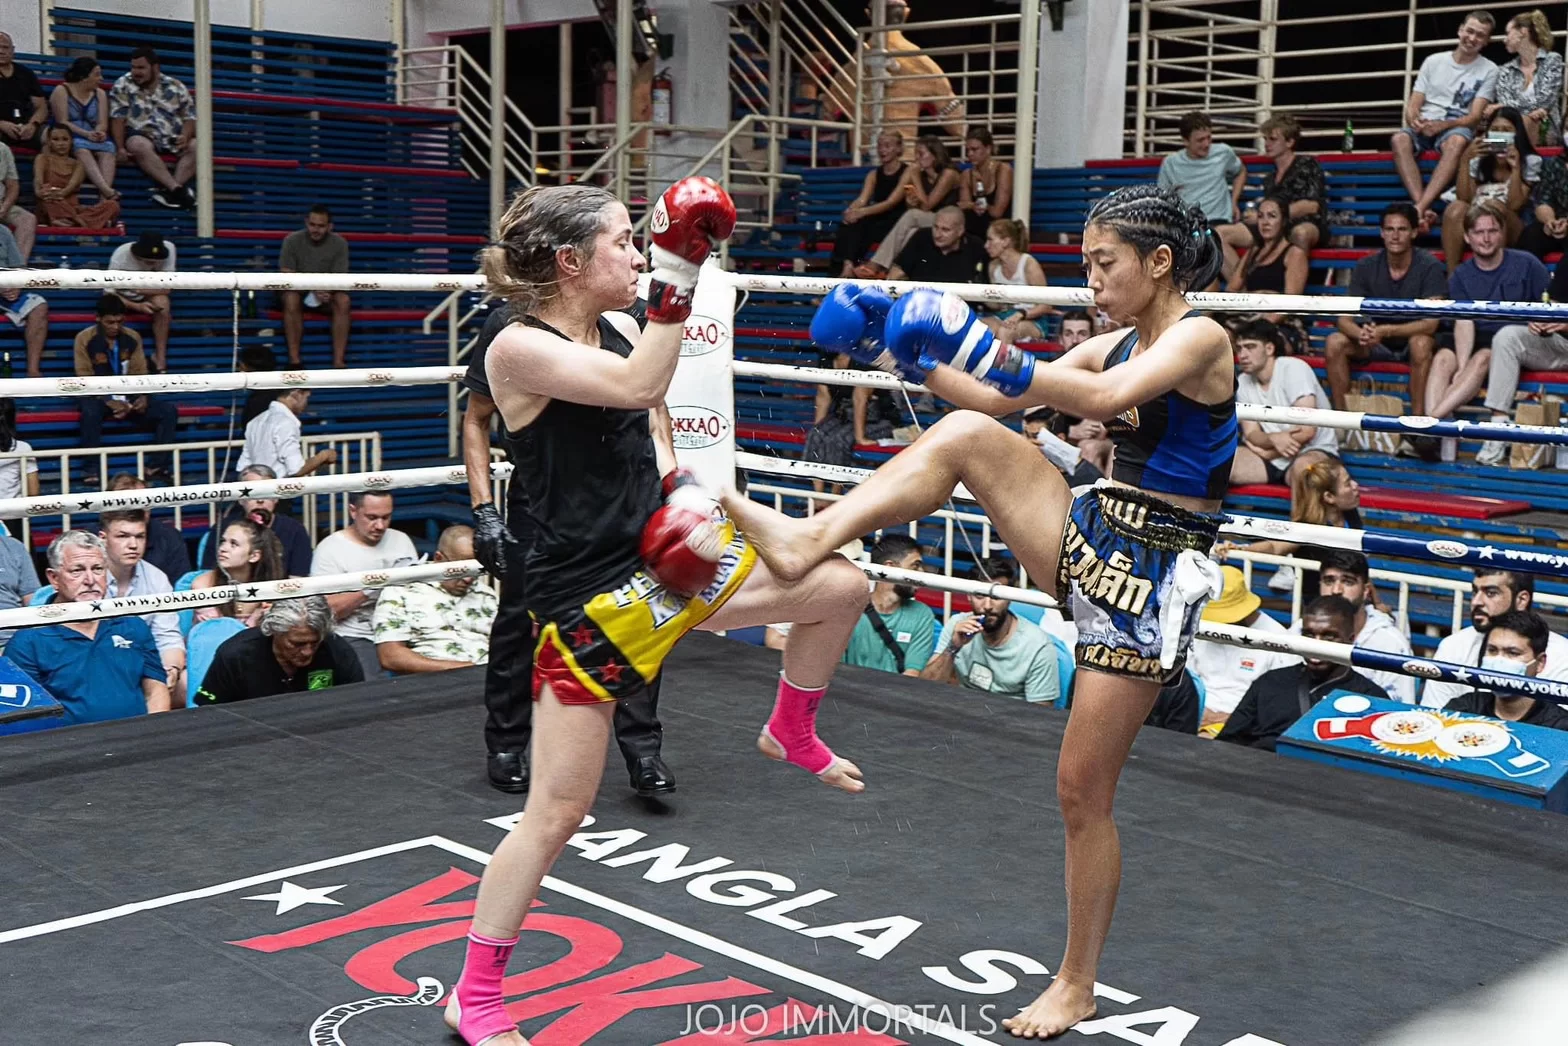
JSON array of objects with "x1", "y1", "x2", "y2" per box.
[{"x1": 1481, "y1": 656, "x2": 1534, "y2": 676}]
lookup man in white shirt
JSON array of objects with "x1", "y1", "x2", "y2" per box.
[
  {"x1": 311, "y1": 491, "x2": 418, "y2": 678},
  {"x1": 1295, "y1": 550, "x2": 1416, "y2": 703},
  {"x1": 236, "y1": 388, "x2": 337, "y2": 479},
  {"x1": 1229, "y1": 318, "x2": 1339, "y2": 487},
  {"x1": 1188, "y1": 566, "x2": 1299, "y2": 733},
  {"x1": 106, "y1": 231, "x2": 176, "y2": 371},
  {"x1": 1422, "y1": 568, "x2": 1568, "y2": 707},
  {"x1": 1393, "y1": 11, "x2": 1498, "y2": 224},
  {"x1": 99, "y1": 508, "x2": 187, "y2": 703}
]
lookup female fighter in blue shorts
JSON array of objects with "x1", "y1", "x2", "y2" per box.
[{"x1": 724, "y1": 184, "x2": 1238, "y2": 1038}]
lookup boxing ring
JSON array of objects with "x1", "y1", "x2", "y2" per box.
[{"x1": 1, "y1": 267, "x2": 1567, "y2": 1044}]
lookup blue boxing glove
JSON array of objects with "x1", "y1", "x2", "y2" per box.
[
  {"x1": 884, "y1": 288, "x2": 1036, "y2": 397},
  {"x1": 809, "y1": 285, "x2": 925, "y2": 381}
]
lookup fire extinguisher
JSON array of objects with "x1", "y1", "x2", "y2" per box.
[{"x1": 651, "y1": 68, "x2": 673, "y2": 133}]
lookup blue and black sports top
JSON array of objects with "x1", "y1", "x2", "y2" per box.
[{"x1": 1100, "y1": 314, "x2": 1238, "y2": 502}]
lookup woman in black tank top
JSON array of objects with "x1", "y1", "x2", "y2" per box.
[
  {"x1": 727, "y1": 185, "x2": 1239, "y2": 1039},
  {"x1": 854, "y1": 134, "x2": 963, "y2": 277},
  {"x1": 1229, "y1": 196, "x2": 1308, "y2": 297},
  {"x1": 449, "y1": 180, "x2": 874, "y2": 1046},
  {"x1": 830, "y1": 128, "x2": 910, "y2": 276}
]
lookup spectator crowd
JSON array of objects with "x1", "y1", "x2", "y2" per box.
[{"x1": 0, "y1": 9, "x2": 1565, "y2": 799}]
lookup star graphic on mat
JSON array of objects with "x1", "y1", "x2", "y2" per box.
[
  {"x1": 1478, "y1": 545, "x2": 1498, "y2": 560},
  {"x1": 245, "y1": 587, "x2": 259, "y2": 598},
  {"x1": 1452, "y1": 668, "x2": 1472, "y2": 684},
  {"x1": 599, "y1": 660, "x2": 625, "y2": 684},
  {"x1": 237, "y1": 487, "x2": 252, "y2": 498},
  {"x1": 569, "y1": 624, "x2": 594, "y2": 648},
  {"x1": 77, "y1": 499, "x2": 94, "y2": 511},
  {"x1": 90, "y1": 602, "x2": 102, "y2": 613},
  {"x1": 244, "y1": 881, "x2": 347, "y2": 915}
]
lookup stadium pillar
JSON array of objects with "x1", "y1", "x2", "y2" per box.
[
  {"x1": 195, "y1": 0, "x2": 215, "y2": 238},
  {"x1": 1034, "y1": 0, "x2": 1128, "y2": 167},
  {"x1": 614, "y1": 0, "x2": 632, "y2": 200},
  {"x1": 1012, "y1": 0, "x2": 1040, "y2": 226},
  {"x1": 489, "y1": 0, "x2": 506, "y2": 230}
]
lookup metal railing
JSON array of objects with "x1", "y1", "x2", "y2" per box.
[
  {"x1": 1225, "y1": 547, "x2": 1568, "y2": 637},
  {"x1": 1128, "y1": 0, "x2": 1568, "y2": 156},
  {"x1": 0, "y1": 431, "x2": 380, "y2": 549},
  {"x1": 729, "y1": 0, "x2": 860, "y2": 127},
  {"x1": 422, "y1": 286, "x2": 492, "y2": 457},
  {"x1": 850, "y1": 12, "x2": 1027, "y2": 161},
  {"x1": 749, "y1": 479, "x2": 1568, "y2": 645},
  {"x1": 396, "y1": 44, "x2": 538, "y2": 189}
]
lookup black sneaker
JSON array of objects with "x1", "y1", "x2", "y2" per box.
[
  {"x1": 149, "y1": 187, "x2": 180, "y2": 209},
  {"x1": 175, "y1": 185, "x2": 197, "y2": 210}
]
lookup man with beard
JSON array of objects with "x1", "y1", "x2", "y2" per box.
[
  {"x1": 1441, "y1": 611, "x2": 1568, "y2": 730},
  {"x1": 1298, "y1": 549, "x2": 1415, "y2": 703},
  {"x1": 921, "y1": 555, "x2": 1058, "y2": 703},
  {"x1": 1217, "y1": 596, "x2": 1387, "y2": 750},
  {"x1": 1422, "y1": 569, "x2": 1568, "y2": 708},
  {"x1": 842, "y1": 533, "x2": 935, "y2": 676}
]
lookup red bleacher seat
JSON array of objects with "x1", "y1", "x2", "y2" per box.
[
  {"x1": 20, "y1": 406, "x2": 224, "y2": 425},
  {"x1": 260, "y1": 308, "x2": 429, "y2": 321},
  {"x1": 216, "y1": 229, "x2": 486, "y2": 245},
  {"x1": 1228, "y1": 483, "x2": 1528, "y2": 519}
]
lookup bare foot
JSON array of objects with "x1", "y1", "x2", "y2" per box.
[
  {"x1": 720, "y1": 489, "x2": 822, "y2": 583},
  {"x1": 758, "y1": 731, "x2": 865, "y2": 793},
  {"x1": 444, "y1": 996, "x2": 527, "y2": 1045},
  {"x1": 1001, "y1": 980, "x2": 1096, "y2": 1039}
]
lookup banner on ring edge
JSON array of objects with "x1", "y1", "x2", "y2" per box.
[{"x1": 667, "y1": 259, "x2": 738, "y2": 491}]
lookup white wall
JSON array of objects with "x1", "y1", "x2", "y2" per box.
[
  {"x1": 407, "y1": 0, "x2": 593, "y2": 44},
  {"x1": 1035, "y1": 0, "x2": 1129, "y2": 167},
  {"x1": 2, "y1": 0, "x2": 398, "y2": 54}
]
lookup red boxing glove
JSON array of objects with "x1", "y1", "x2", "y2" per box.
[
  {"x1": 640, "y1": 469, "x2": 725, "y2": 598},
  {"x1": 646, "y1": 177, "x2": 737, "y2": 326}
]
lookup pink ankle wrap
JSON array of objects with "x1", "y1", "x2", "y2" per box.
[
  {"x1": 762, "y1": 673, "x2": 837, "y2": 776},
  {"x1": 450, "y1": 930, "x2": 520, "y2": 1045}
]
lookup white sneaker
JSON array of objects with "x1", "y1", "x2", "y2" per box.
[
  {"x1": 1267, "y1": 565, "x2": 1297, "y2": 592},
  {"x1": 1474, "y1": 440, "x2": 1507, "y2": 466}
]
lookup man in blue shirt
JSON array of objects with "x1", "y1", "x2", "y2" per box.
[
  {"x1": 6, "y1": 530, "x2": 170, "y2": 725},
  {"x1": 1424, "y1": 199, "x2": 1550, "y2": 437}
]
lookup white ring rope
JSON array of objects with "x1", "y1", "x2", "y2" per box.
[
  {"x1": 0, "y1": 561, "x2": 483, "y2": 630},
  {"x1": 853, "y1": 548, "x2": 1568, "y2": 701},
  {"x1": 722, "y1": 272, "x2": 1568, "y2": 323},
  {"x1": 11, "y1": 266, "x2": 1568, "y2": 323},
  {"x1": 739, "y1": 450, "x2": 1568, "y2": 579},
  {"x1": 0, "y1": 269, "x2": 488, "y2": 292},
  {"x1": 0, "y1": 367, "x2": 467, "y2": 399},
  {"x1": 731, "y1": 360, "x2": 1568, "y2": 446},
  {"x1": 0, "y1": 462, "x2": 513, "y2": 521}
]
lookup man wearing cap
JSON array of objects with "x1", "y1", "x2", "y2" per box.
[
  {"x1": 1188, "y1": 566, "x2": 1301, "y2": 734},
  {"x1": 107, "y1": 231, "x2": 176, "y2": 371}
]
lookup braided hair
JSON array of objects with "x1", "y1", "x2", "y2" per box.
[
  {"x1": 480, "y1": 184, "x2": 621, "y2": 313},
  {"x1": 1084, "y1": 184, "x2": 1224, "y2": 292}
]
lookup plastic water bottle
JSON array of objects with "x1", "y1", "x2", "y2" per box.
[
  {"x1": 1342, "y1": 119, "x2": 1355, "y2": 153},
  {"x1": 1, "y1": 352, "x2": 12, "y2": 380},
  {"x1": 974, "y1": 177, "x2": 988, "y2": 213}
]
